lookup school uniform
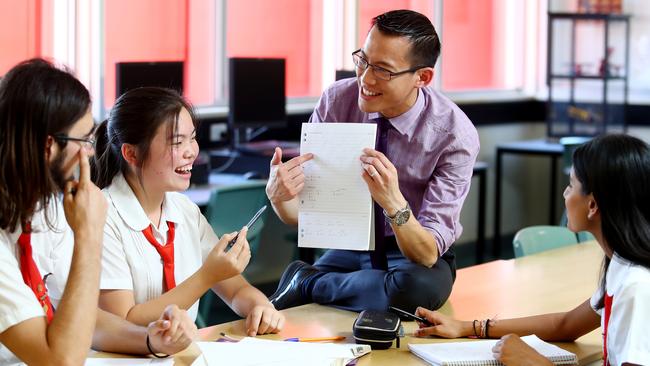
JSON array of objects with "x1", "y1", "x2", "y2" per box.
[
  {"x1": 590, "y1": 253, "x2": 650, "y2": 365},
  {"x1": 0, "y1": 201, "x2": 70, "y2": 365},
  {"x1": 100, "y1": 173, "x2": 219, "y2": 321}
]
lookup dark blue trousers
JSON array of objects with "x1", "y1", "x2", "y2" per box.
[{"x1": 310, "y1": 242, "x2": 456, "y2": 313}]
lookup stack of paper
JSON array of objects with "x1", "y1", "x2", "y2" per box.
[{"x1": 193, "y1": 337, "x2": 371, "y2": 366}]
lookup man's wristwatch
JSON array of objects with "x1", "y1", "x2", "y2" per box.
[{"x1": 383, "y1": 203, "x2": 411, "y2": 226}]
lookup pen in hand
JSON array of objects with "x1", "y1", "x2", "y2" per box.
[
  {"x1": 389, "y1": 306, "x2": 433, "y2": 326},
  {"x1": 225, "y1": 205, "x2": 267, "y2": 251}
]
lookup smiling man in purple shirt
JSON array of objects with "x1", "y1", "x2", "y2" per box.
[{"x1": 267, "y1": 9, "x2": 480, "y2": 313}]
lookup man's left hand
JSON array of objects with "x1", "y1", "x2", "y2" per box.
[{"x1": 360, "y1": 148, "x2": 407, "y2": 214}]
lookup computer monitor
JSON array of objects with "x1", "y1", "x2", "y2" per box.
[
  {"x1": 228, "y1": 58, "x2": 286, "y2": 130},
  {"x1": 115, "y1": 61, "x2": 184, "y2": 98},
  {"x1": 335, "y1": 69, "x2": 356, "y2": 81}
]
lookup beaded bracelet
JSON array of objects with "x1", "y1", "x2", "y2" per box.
[
  {"x1": 472, "y1": 319, "x2": 480, "y2": 338},
  {"x1": 146, "y1": 334, "x2": 170, "y2": 358},
  {"x1": 485, "y1": 318, "x2": 491, "y2": 339},
  {"x1": 480, "y1": 319, "x2": 487, "y2": 338}
]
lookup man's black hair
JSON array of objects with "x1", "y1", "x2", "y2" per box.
[{"x1": 372, "y1": 9, "x2": 441, "y2": 67}]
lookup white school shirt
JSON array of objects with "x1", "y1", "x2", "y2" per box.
[
  {"x1": 100, "y1": 174, "x2": 220, "y2": 321},
  {"x1": 590, "y1": 253, "x2": 650, "y2": 366},
  {"x1": 0, "y1": 200, "x2": 73, "y2": 365}
]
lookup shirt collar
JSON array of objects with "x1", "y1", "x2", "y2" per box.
[
  {"x1": 5, "y1": 195, "x2": 64, "y2": 242},
  {"x1": 106, "y1": 173, "x2": 182, "y2": 232},
  {"x1": 367, "y1": 88, "x2": 425, "y2": 139},
  {"x1": 5, "y1": 227, "x2": 21, "y2": 247}
]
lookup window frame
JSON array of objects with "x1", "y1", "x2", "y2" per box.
[{"x1": 72, "y1": 0, "x2": 546, "y2": 121}]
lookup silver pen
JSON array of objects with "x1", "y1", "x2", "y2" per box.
[{"x1": 225, "y1": 205, "x2": 267, "y2": 251}]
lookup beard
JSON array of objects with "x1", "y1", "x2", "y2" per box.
[{"x1": 49, "y1": 149, "x2": 74, "y2": 192}]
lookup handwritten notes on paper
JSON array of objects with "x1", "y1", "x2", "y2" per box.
[{"x1": 298, "y1": 123, "x2": 377, "y2": 250}]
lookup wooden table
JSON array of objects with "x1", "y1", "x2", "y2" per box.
[{"x1": 96, "y1": 242, "x2": 605, "y2": 365}]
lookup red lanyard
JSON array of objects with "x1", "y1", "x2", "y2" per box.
[{"x1": 17, "y1": 222, "x2": 54, "y2": 323}]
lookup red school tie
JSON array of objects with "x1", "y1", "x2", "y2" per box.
[
  {"x1": 602, "y1": 293, "x2": 614, "y2": 365},
  {"x1": 142, "y1": 222, "x2": 176, "y2": 292},
  {"x1": 17, "y1": 222, "x2": 55, "y2": 323}
]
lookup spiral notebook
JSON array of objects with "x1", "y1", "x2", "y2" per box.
[{"x1": 408, "y1": 335, "x2": 578, "y2": 366}]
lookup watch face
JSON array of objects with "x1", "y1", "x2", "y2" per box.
[
  {"x1": 383, "y1": 205, "x2": 411, "y2": 226},
  {"x1": 395, "y1": 208, "x2": 410, "y2": 225}
]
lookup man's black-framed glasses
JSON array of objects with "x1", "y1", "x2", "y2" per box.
[
  {"x1": 352, "y1": 49, "x2": 428, "y2": 81},
  {"x1": 53, "y1": 134, "x2": 96, "y2": 149}
]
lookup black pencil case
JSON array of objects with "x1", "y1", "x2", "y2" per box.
[{"x1": 352, "y1": 310, "x2": 402, "y2": 349}]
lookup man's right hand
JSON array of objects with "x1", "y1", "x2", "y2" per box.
[
  {"x1": 265, "y1": 147, "x2": 314, "y2": 203},
  {"x1": 63, "y1": 148, "x2": 107, "y2": 244},
  {"x1": 147, "y1": 305, "x2": 198, "y2": 355}
]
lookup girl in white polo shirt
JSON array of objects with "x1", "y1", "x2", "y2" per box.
[
  {"x1": 92, "y1": 87, "x2": 284, "y2": 337},
  {"x1": 413, "y1": 134, "x2": 650, "y2": 366}
]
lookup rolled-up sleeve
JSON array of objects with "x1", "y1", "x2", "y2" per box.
[{"x1": 418, "y1": 136, "x2": 479, "y2": 255}]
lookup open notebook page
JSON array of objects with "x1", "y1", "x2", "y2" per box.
[
  {"x1": 298, "y1": 123, "x2": 377, "y2": 250},
  {"x1": 409, "y1": 335, "x2": 578, "y2": 366}
]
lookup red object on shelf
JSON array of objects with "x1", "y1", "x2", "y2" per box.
[{"x1": 578, "y1": 0, "x2": 623, "y2": 14}]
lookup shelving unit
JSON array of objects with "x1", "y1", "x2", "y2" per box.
[{"x1": 546, "y1": 12, "x2": 630, "y2": 137}]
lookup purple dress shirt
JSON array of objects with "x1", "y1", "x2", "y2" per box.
[{"x1": 309, "y1": 78, "x2": 480, "y2": 255}]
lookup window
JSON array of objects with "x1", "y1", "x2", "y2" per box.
[
  {"x1": 357, "y1": 0, "x2": 527, "y2": 94},
  {"x1": 441, "y1": 0, "x2": 526, "y2": 92},
  {"x1": 103, "y1": 0, "x2": 217, "y2": 109},
  {"x1": 104, "y1": 0, "x2": 185, "y2": 108},
  {"x1": 2, "y1": 0, "x2": 543, "y2": 119},
  {"x1": 226, "y1": 0, "x2": 324, "y2": 98},
  {"x1": 358, "y1": 0, "x2": 435, "y2": 49},
  {"x1": 0, "y1": 0, "x2": 54, "y2": 76}
]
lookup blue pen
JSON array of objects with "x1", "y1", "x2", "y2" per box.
[
  {"x1": 217, "y1": 332, "x2": 240, "y2": 342},
  {"x1": 284, "y1": 336, "x2": 346, "y2": 342}
]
